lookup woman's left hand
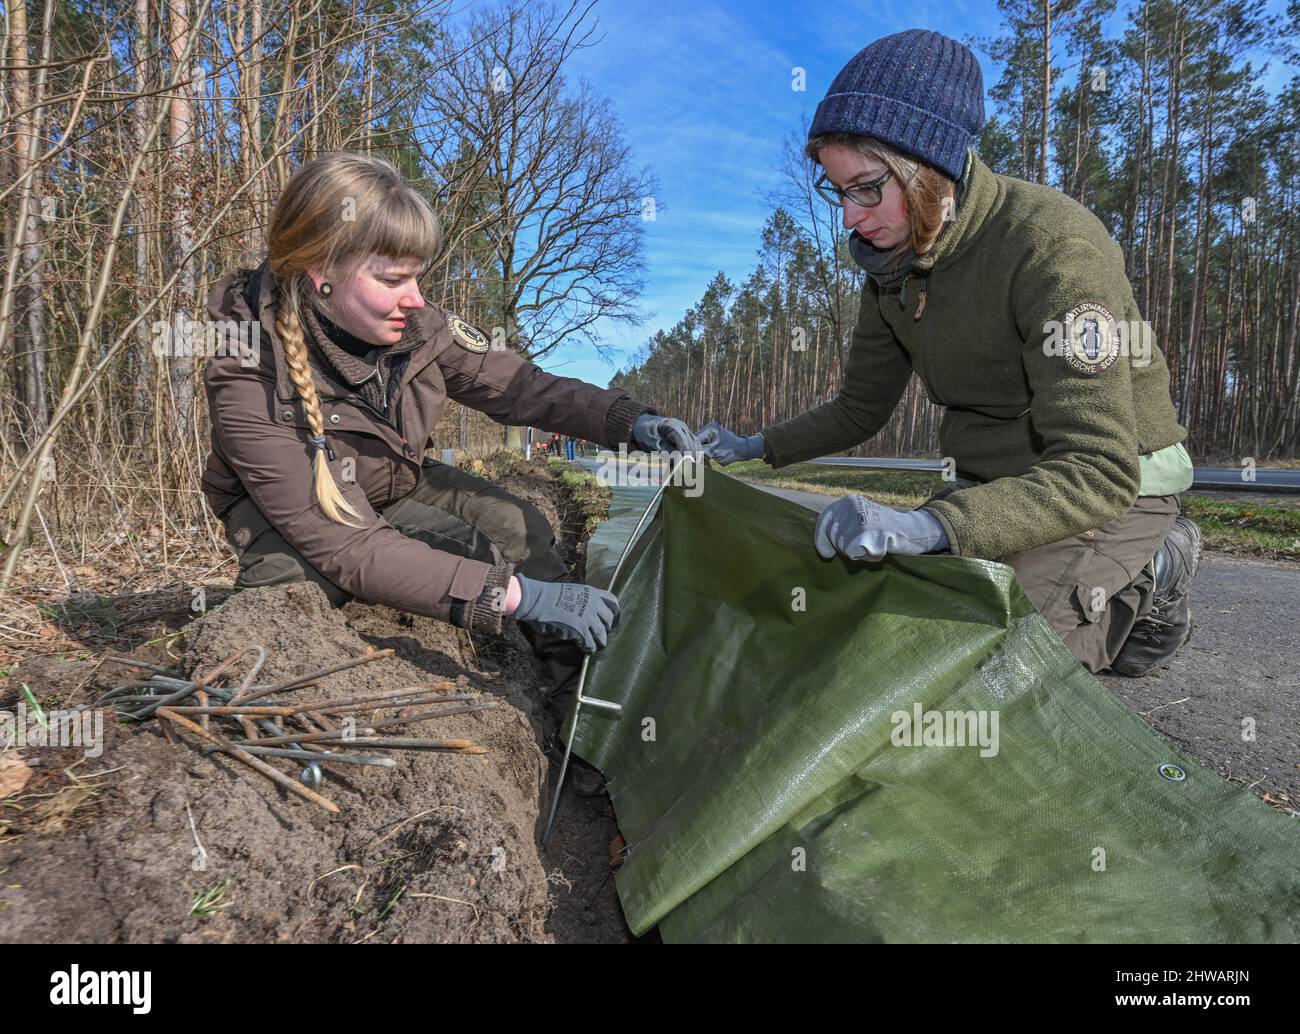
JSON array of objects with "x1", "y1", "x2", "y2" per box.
[{"x1": 814, "y1": 493, "x2": 950, "y2": 561}]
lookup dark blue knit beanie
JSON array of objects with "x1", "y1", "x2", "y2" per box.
[{"x1": 809, "y1": 29, "x2": 985, "y2": 181}]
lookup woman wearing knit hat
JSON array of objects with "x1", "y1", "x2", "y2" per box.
[
  {"x1": 698, "y1": 28, "x2": 1201, "y2": 678},
  {"x1": 204, "y1": 152, "x2": 700, "y2": 692}
]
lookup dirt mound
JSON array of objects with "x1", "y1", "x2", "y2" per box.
[
  {"x1": 1, "y1": 582, "x2": 552, "y2": 943},
  {"x1": 0, "y1": 459, "x2": 631, "y2": 944}
]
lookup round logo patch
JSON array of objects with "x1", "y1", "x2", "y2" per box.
[
  {"x1": 1063, "y1": 302, "x2": 1121, "y2": 375},
  {"x1": 447, "y1": 314, "x2": 489, "y2": 354}
]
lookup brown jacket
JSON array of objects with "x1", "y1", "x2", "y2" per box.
[{"x1": 202, "y1": 262, "x2": 652, "y2": 630}]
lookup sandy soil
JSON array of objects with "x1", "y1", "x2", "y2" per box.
[{"x1": 0, "y1": 460, "x2": 635, "y2": 944}]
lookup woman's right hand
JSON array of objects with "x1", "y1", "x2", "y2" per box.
[
  {"x1": 509, "y1": 574, "x2": 620, "y2": 652},
  {"x1": 696, "y1": 421, "x2": 765, "y2": 465}
]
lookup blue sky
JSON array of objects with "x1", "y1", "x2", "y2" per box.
[{"x1": 531, "y1": 0, "x2": 1295, "y2": 387}]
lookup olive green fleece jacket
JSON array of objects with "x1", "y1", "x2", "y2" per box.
[{"x1": 760, "y1": 147, "x2": 1188, "y2": 560}]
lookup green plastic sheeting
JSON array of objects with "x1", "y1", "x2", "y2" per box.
[{"x1": 569, "y1": 463, "x2": 1299, "y2": 943}]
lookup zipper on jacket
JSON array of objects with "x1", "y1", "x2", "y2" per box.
[
  {"x1": 373, "y1": 352, "x2": 417, "y2": 457},
  {"x1": 315, "y1": 341, "x2": 419, "y2": 460},
  {"x1": 911, "y1": 274, "x2": 943, "y2": 405},
  {"x1": 899, "y1": 274, "x2": 927, "y2": 321},
  {"x1": 326, "y1": 392, "x2": 416, "y2": 460}
]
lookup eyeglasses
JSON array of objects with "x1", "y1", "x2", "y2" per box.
[{"x1": 814, "y1": 169, "x2": 894, "y2": 209}]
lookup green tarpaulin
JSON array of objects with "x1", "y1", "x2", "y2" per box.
[{"x1": 569, "y1": 463, "x2": 1298, "y2": 943}]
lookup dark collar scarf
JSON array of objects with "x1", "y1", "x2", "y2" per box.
[
  {"x1": 299, "y1": 298, "x2": 422, "y2": 417},
  {"x1": 848, "y1": 147, "x2": 976, "y2": 292}
]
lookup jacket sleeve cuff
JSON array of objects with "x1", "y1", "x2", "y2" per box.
[
  {"x1": 921, "y1": 505, "x2": 961, "y2": 558},
  {"x1": 452, "y1": 562, "x2": 514, "y2": 634},
  {"x1": 605, "y1": 395, "x2": 658, "y2": 449}
]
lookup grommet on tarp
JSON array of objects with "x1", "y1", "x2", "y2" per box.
[{"x1": 1158, "y1": 763, "x2": 1186, "y2": 782}]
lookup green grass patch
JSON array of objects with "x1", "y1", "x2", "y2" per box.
[
  {"x1": 1177, "y1": 496, "x2": 1300, "y2": 561},
  {"x1": 724, "y1": 460, "x2": 943, "y2": 509},
  {"x1": 189, "y1": 875, "x2": 238, "y2": 919},
  {"x1": 548, "y1": 458, "x2": 613, "y2": 539},
  {"x1": 725, "y1": 460, "x2": 1300, "y2": 562}
]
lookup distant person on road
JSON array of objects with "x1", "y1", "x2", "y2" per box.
[
  {"x1": 698, "y1": 29, "x2": 1200, "y2": 678},
  {"x1": 203, "y1": 152, "x2": 702, "y2": 695}
]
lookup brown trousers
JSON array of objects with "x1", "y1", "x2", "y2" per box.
[
  {"x1": 220, "y1": 459, "x2": 585, "y2": 691},
  {"x1": 922, "y1": 484, "x2": 1181, "y2": 674}
]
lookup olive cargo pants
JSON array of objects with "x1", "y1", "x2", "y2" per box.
[
  {"x1": 220, "y1": 458, "x2": 586, "y2": 692},
  {"x1": 922, "y1": 484, "x2": 1181, "y2": 675}
]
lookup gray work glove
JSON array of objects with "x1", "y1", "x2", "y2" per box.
[
  {"x1": 512, "y1": 574, "x2": 620, "y2": 653},
  {"x1": 632, "y1": 413, "x2": 704, "y2": 455},
  {"x1": 814, "y1": 494, "x2": 950, "y2": 561},
  {"x1": 696, "y1": 421, "x2": 765, "y2": 465}
]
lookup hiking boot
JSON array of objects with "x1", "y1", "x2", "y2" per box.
[
  {"x1": 1107, "y1": 516, "x2": 1202, "y2": 677},
  {"x1": 1151, "y1": 514, "x2": 1202, "y2": 602},
  {"x1": 1107, "y1": 594, "x2": 1193, "y2": 676}
]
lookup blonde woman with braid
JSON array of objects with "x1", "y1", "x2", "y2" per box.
[{"x1": 203, "y1": 152, "x2": 699, "y2": 690}]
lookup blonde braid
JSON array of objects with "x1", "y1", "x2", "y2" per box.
[{"x1": 276, "y1": 296, "x2": 364, "y2": 527}]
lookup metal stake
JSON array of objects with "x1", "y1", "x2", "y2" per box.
[{"x1": 542, "y1": 451, "x2": 698, "y2": 843}]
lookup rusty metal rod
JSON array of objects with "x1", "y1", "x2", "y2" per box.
[
  {"x1": 192, "y1": 646, "x2": 259, "y2": 692},
  {"x1": 156, "y1": 707, "x2": 340, "y2": 814},
  {"x1": 336, "y1": 737, "x2": 487, "y2": 753},
  {"x1": 237, "y1": 714, "x2": 260, "y2": 741},
  {"x1": 305, "y1": 692, "x2": 473, "y2": 716},
  {"x1": 231, "y1": 735, "x2": 486, "y2": 753},
  {"x1": 226, "y1": 646, "x2": 269, "y2": 706},
  {"x1": 289, "y1": 682, "x2": 459, "y2": 713},
  {"x1": 219, "y1": 700, "x2": 496, "y2": 745},
  {"x1": 92, "y1": 682, "x2": 184, "y2": 706},
  {"x1": 127, "y1": 683, "x2": 206, "y2": 720},
  {"x1": 166, "y1": 705, "x2": 298, "y2": 717},
  {"x1": 238, "y1": 745, "x2": 396, "y2": 766},
  {"x1": 368, "y1": 703, "x2": 497, "y2": 729},
  {"x1": 231, "y1": 649, "x2": 396, "y2": 704},
  {"x1": 227, "y1": 726, "x2": 377, "y2": 747},
  {"x1": 195, "y1": 688, "x2": 210, "y2": 734}
]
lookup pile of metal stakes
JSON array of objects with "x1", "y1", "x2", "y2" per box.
[{"x1": 93, "y1": 646, "x2": 495, "y2": 814}]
